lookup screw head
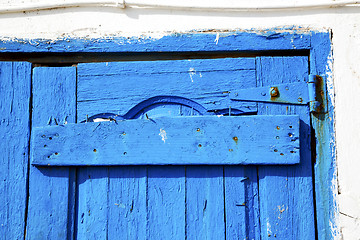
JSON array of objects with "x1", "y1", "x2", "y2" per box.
[{"x1": 270, "y1": 87, "x2": 279, "y2": 97}]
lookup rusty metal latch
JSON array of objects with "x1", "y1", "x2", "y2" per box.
[{"x1": 229, "y1": 74, "x2": 327, "y2": 113}]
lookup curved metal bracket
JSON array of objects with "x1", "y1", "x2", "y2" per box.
[{"x1": 85, "y1": 96, "x2": 212, "y2": 122}]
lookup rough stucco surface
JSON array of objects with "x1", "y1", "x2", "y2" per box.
[{"x1": 0, "y1": 1, "x2": 359, "y2": 239}]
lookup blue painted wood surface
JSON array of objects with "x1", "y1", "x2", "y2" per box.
[
  {"x1": 0, "y1": 62, "x2": 31, "y2": 240},
  {"x1": 31, "y1": 116, "x2": 300, "y2": 166},
  {"x1": 256, "y1": 56, "x2": 315, "y2": 239},
  {"x1": 76, "y1": 167, "x2": 109, "y2": 239},
  {"x1": 25, "y1": 56, "x2": 317, "y2": 239},
  {"x1": 0, "y1": 31, "x2": 335, "y2": 239},
  {"x1": 107, "y1": 166, "x2": 147, "y2": 239},
  {"x1": 25, "y1": 67, "x2": 77, "y2": 240},
  {"x1": 0, "y1": 31, "x2": 311, "y2": 53},
  {"x1": 310, "y1": 32, "x2": 338, "y2": 239},
  {"x1": 186, "y1": 166, "x2": 225, "y2": 240},
  {"x1": 224, "y1": 166, "x2": 260, "y2": 239},
  {"x1": 73, "y1": 57, "x2": 262, "y2": 239},
  {"x1": 77, "y1": 58, "x2": 257, "y2": 118},
  {"x1": 147, "y1": 166, "x2": 186, "y2": 239}
]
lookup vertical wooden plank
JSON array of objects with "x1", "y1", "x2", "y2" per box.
[
  {"x1": 26, "y1": 67, "x2": 76, "y2": 239},
  {"x1": 310, "y1": 32, "x2": 337, "y2": 240},
  {"x1": 0, "y1": 62, "x2": 31, "y2": 240},
  {"x1": 107, "y1": 167, "x2": 147, "y2": 240},
  {"x1": 76, "y1": 167, "x2": 109, "y2": 239},
  {"x1": 224, "y1": 166, "x2": 260, "y2": 240},
  {"x1": 256, "y1": 56, "x2": 315, "y2": 239},
  {"x1": 186, "y1": 166, "x2": 225, "y2": 240},
  {"x1": 138, "y1": 105, "x2": 188, "y2": 239},
  {"x1": 222, "y1": 57, "x2": 260, "y2": 240},
  {"x1": 147, "y1": 166, "x2": 185, "y2": 240}
]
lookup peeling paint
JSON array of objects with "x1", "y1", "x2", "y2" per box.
[
  {"x1": 214, "y1": 32, "x2": 219, "y2": 44},
  {"x1": 189, "y1": 67, "x2": 196, "y2": 82},
  {"x1": 159, "y1": 128, "x2": 167, "y2": 143},
  {"x1": 267, "y1": 219, "x2": 272, "y2": 237},
  {"x1": 0, "y1": 29, "x2": 340, "y2": 239}
]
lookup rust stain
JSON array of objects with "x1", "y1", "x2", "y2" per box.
[
  {"x1": 315, "y1": 75, "x2": 326, "y2": 113},
  {"x1": 233, "y1": 136, "x2": 238, "y2": 144}
]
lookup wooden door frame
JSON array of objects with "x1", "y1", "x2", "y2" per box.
[{"x1": 0, "y1": 29, "x2": 336, "y2": 239}]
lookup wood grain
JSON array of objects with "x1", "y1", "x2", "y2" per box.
[
  {"x1": 0, "y1": 62, "x2": 31, "y2": 240},
  {"x1": 25, "y1": 67, "x2": 76, "y2": 240},
  {"x1": 77, "y1": 58, "x2": 257, "y2": 119},
  {"x1": 256, "y1": 56, "x2": 315, "y2": 239},
  {"x1": 31, "y1": 116, "x2": 300, "y2": 166}
]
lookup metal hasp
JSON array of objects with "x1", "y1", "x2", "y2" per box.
[{"x1": 229, "y1": 74, "x2": 327, "y2": 113}]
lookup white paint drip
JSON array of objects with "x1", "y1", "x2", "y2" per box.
[
  {"x1": 189, "y1": 67, "x2": 196, "y2": 82},
  {"x1": 214, "y1": 32, "x2": 219, "y2": 44},
  {"x1": 159, "y1": 128, "x2": 167, "y2": 143},
  {"x1": 267, "y1": 219, "x2": 272, "y2": 236}
]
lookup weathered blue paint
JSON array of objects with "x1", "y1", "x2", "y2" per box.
[
  {"x1": 25, "y1": 67, "x2": 77, "y2": 240},
  {"x1": 76, "y1": 166, "x2": 109, "y2": 239},
  {"x1": 256, "y1": 56, "x2": 315, "y2": 239},
  {"x1": 31, "y1": 116, "x2": 300, "y2": 166},
  {"x1": 186, "y1": 166, "x2": 225, "y2": 239},
  {"x1": 0, "y1": 30, "x2": 336, "y2": 239},
  {"x1": 0, "y1": 62, "x2": 31, "y2": 240},
  {"x1": 310, "y1": 32, "x2": 338, "y2": 239},
  {"x1": 77, "y1": 58, "x2": 256, "y2": 119},
  {"x1": 147, "y1": 166, "x2": 186, "y2": 239},
  {"x1": 0, "y1": 31, "x2": 310, "y2": 53},
  {"x1": 224, "y1": 166, "x2": 260, "y2": 239},
  {"x1": 107, "y1": 166, "x2": 147, "y2": 239}
]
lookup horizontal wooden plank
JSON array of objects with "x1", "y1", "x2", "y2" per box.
[
  {"x1": 77, "y1": 58, "x2": 257, "y2": 119},
  {"x1": 31, "y1": 116, "x2": 300, "y2": 166},
  {"x1": 78, "y1": 68, "x2": 255, "y2": 102},
  {"x1": 0, "y1": 32, "x2": 311, "y2": 53},
  {"x1": 78, "y1": 58, "x2": 255, "y2": 76}
]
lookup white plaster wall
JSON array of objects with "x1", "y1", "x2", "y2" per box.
[{"x1": 0, "y1": 2, "x2": 359, "y2": 239}]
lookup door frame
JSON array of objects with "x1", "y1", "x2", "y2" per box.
[{"x1": 0, "y1": 29, "x2": 337, "y2": 239}]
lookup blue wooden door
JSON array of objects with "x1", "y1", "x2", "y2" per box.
[{"x1": 26, "y1": 56, "x2": 315, "y2": 239}]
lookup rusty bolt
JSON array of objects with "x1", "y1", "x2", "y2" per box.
[{"x1": 270, "y1": 87, "x2": 279, "y2": 97}]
